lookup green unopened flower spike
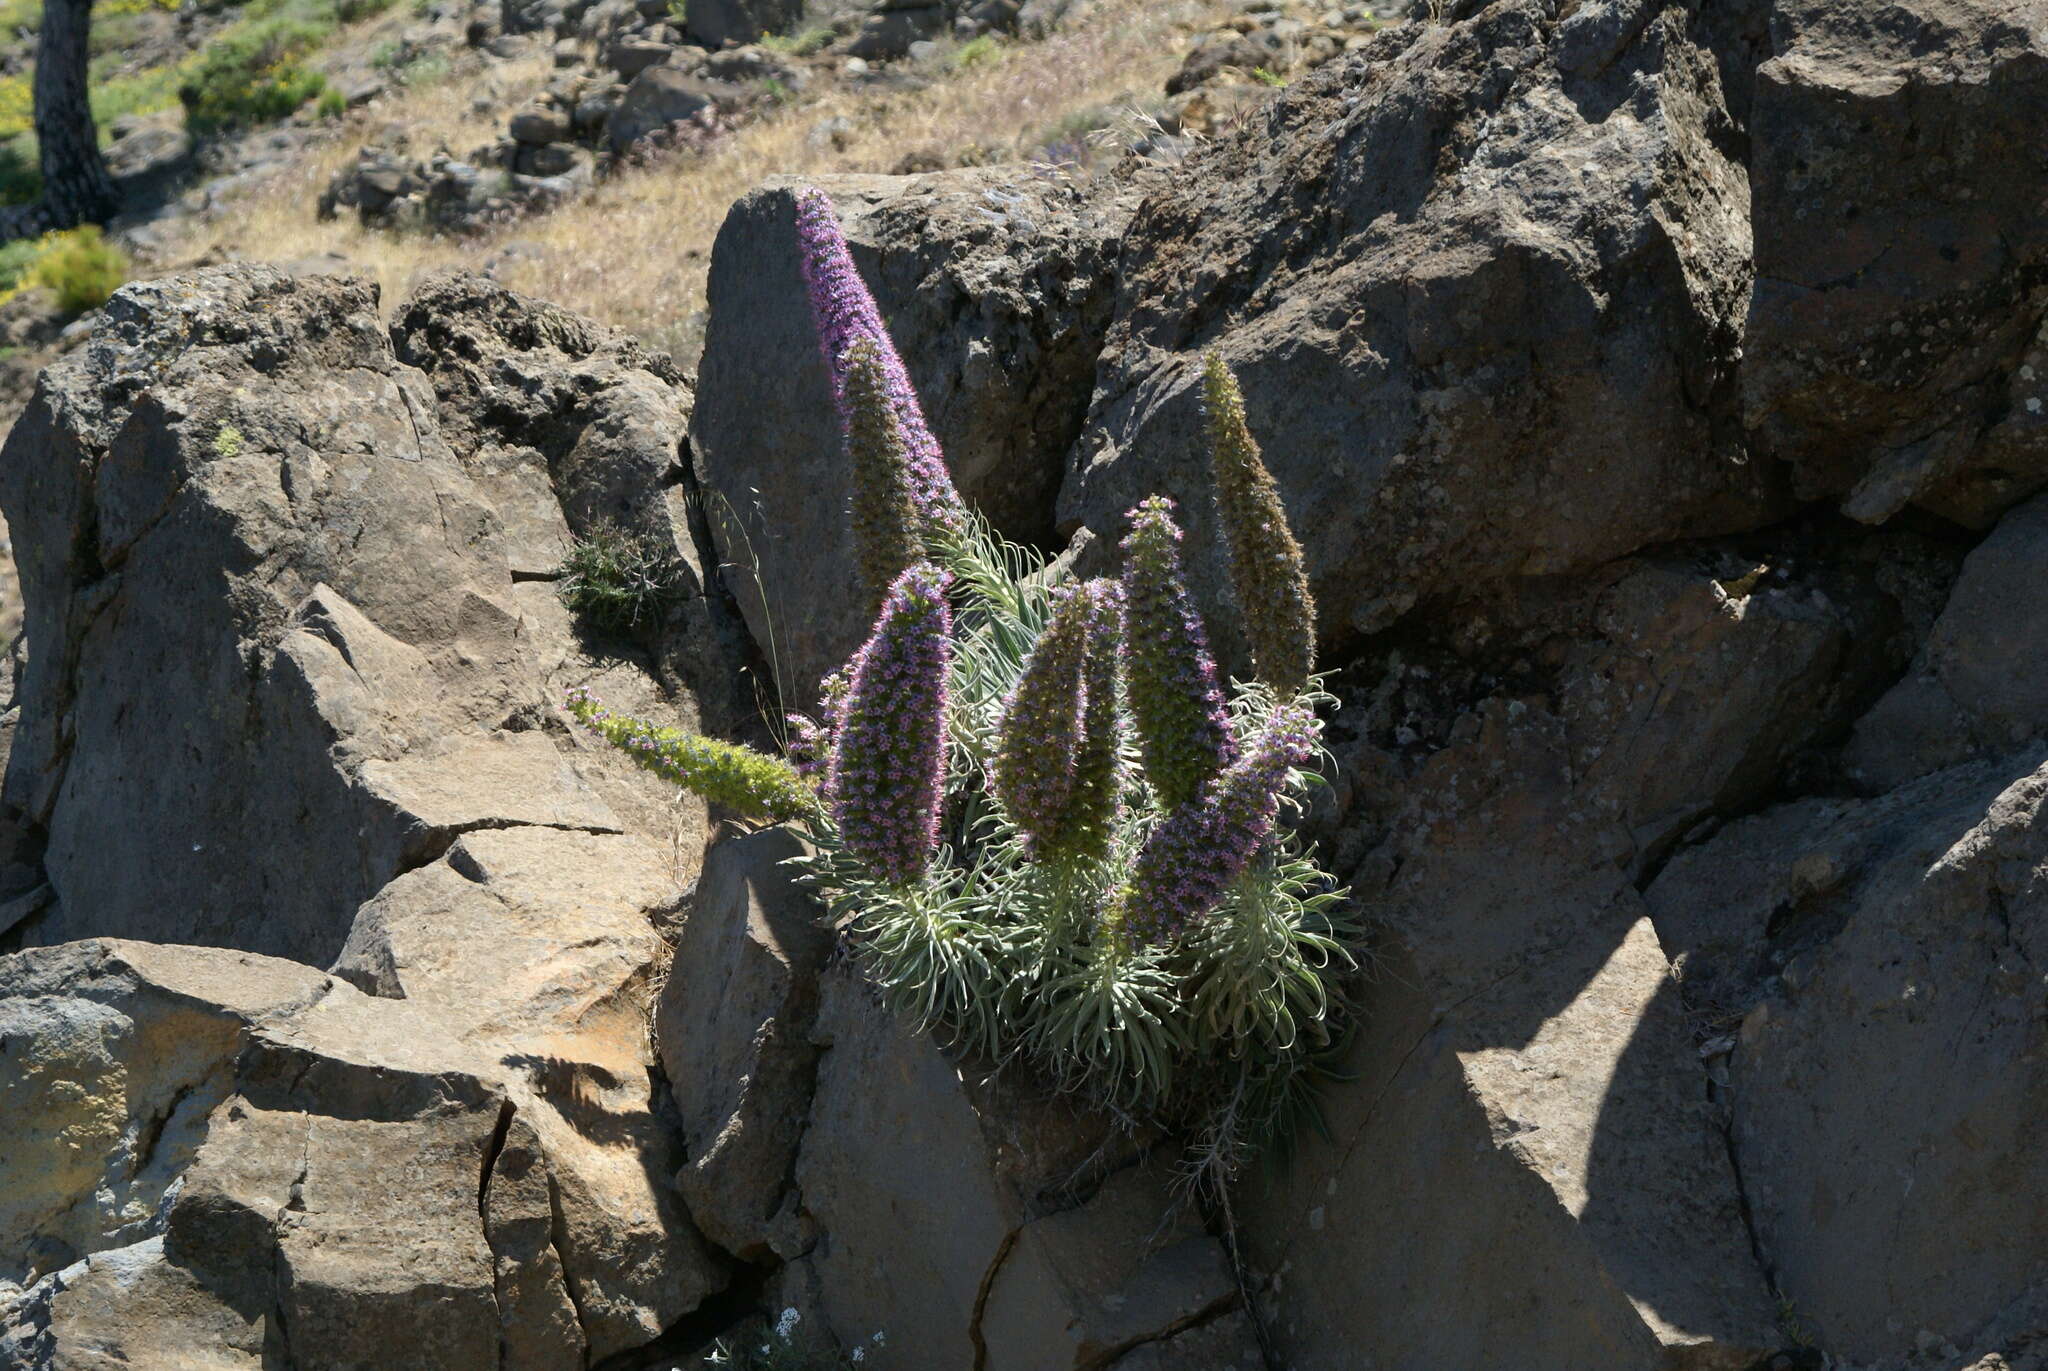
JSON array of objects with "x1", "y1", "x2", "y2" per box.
[
  {"x1": 1051, "y1": 579, "x2": 1125, "y2": 865},
  {"x1": 992, "y1": 583, "x2": 1093, "y2": 853},
  {"x1": 1121, "y1": 495, "x2": 1237, "y2": 811},
  {"x1": 843, "y1": 336, "x2": 926, "y2": 615},
  {"x1": 1204, "y1": 352, "x2": 1316, "y2": 694},
  {"x1": 564, "y1": 687, "x2": 816, "y2": 823}
]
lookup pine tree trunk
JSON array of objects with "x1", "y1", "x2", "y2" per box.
[{"x1": 0, "y1": 0, "x2": 118, "y2": 242}]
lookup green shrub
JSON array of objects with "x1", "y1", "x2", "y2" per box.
[
  {"x1": 555, "y1": 523, "x2": 689, "y2": 631},
  {"x1": 178, "y1": 16, "x2": 330, "y2": 132},
  {"x1": 27, "y1": 226, "x2": 128, "y2": 314},
  {"x1": 949, "y1": 34, "x2": 1000, "y2": 69},
  {"x1": 315, "y1": 86, "x2": 346, "y2": 118}
]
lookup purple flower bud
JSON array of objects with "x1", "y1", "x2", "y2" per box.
[
  {"x1": 827, "y1": 562, "x2": 954, "y2": 885},
  {"x1": 1120, "y1": 496, "x2": 1236, "y2": 811},
  {"x1": 1123, "y1": 703, "x2": 1320, "y2": 943},
  {"x1": 796, "y1": 188, "x2": 965, "y2": 539}
]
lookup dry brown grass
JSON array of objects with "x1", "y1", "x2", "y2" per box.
[{"x1": 153, "y1": 0, "x2": 1222, "y2": 351}]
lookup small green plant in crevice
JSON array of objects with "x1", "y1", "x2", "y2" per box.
[
  {"x1": 555, "y1": 523, "x2": 689, "y2": 632},
  {"x1": 1251, "y1": 65, "x2": 1285, "y2": 87},
  {"x1": 567, "y1": 188, "x2": 1359, "y2": 1191},
  {"x1": 707, "y1": 1308, "x2": 884, "y2": 1369},
  {"x1": 665, "y1": 0, "x2": 687, "y2": 24},
  {"x1": 212, "y1": 425, "x2": 245, "y2": 459}
]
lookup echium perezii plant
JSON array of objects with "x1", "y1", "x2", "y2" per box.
[
  {"x1": 795, "y1": 187, "x2": 965, "y2": 542},
  {"x1": 1122, "y1": 703, "x2": 1320, "y2": 944},
  {"x1": 841, "y1": 337, "x2": 926, "y2": 614},
  {"x1": 827, "y1": 561, "x2": 953, "y2": 886},
  {"x1": 1204, "y1": 352, "x2": 1317, "y2": 695},
  {"x1": 563, "y1": 686, "x2": 816, "y2": 824},
  {"x1": 569, "y1": 232, "x2": 1359, "y2": 1192},
  {"x1": 1120, "y1": 496, "x2": 1237, "y2": 810},
  {"x1": 991, "y1": 582, "x2": 1092, "y2": 853}
]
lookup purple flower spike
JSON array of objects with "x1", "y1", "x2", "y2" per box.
[
  {"x1": 1124, "y1": 703, "x2": 1320, "y2": 943},
  {"x1": 827, "y1": 561, "x2": 954, "y2": 885},
  {"x1": 993, "y1": 583, "x2": 1093, "y2": 852},
  {"x1": 1120, "y1": 495, "x2": 1236, "y2": 811},
  {"x1": 795, "y1": 187, "x2": 966, "y2": 538}
]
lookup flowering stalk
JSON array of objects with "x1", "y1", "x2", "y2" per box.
[
  {"x1": 842, "y1": 336, "x2": 926, "y2": 615},
  {"x1": 785, "y1": 713, "x2": 830, "y2": 782},
  {"x1": 1123, "y1": 703, "x2": 1320, "y2": 943},
  {"x1": 564, "y1": 687, "x2": 817, "y2": 823},
  {"x1": 795, "y1": 187, "x2": 966, "y2": 540},
  {"x1": 828, "y1": 562, "x2": 954, "y2": 886},
  {"x1": 1204, "y1": 352, "x2": 1316, "y2": 694},
  {"x1": 1051, "y1": 579, "x2": 1124, "y2": 865},
  {"x1": 992, "y1": 583, "x2": 1092, "y2": 851},
  {"x1": 1120, "y1": 496, "x2": 1236, "y2": 811}
]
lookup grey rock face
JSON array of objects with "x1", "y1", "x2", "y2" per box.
[
  {"x1": 1846, "y1": 491, "x2": 2048, "y2": 790},
  {"x1": 1651, "y1": 754, "x2": 2048, "y2": 1365},
  {"x1": 1060, "y1": 2, "x2": 1777, "y2": 656},
  {"x1": 784, "y1": 964, "x2": 1254, "y2": 1371},
  {"x1": 606, "y1": 69, "x2": 747, "y2": 152},
  {"x1": 656, "y1": 827, "x2": 831, "y2": 1262},
  {"x1": 1743, "y1": 0, "x2": 2048, "y2": 528}
]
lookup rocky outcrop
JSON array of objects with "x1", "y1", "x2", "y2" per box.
[
  {"x1": 1062, "y1": 0, "x2": 1775, "y2": 660},
  {"x1": 0, "y1": 265, "x2": 734, "y2": 1366}
]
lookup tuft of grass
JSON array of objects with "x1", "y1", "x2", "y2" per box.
[
  {"x1": 556, "y1": 523, "x2": 689, "y2": 631},
  {"x1": 759, "y1": 26, "x2": 832, "y2": 57},
  {"x1": 1251, "y1": 65, "x2": 1285, "y2": 86},
  {"x1": 948, "y1": 34, "x2": 1000, "y2": 69},
  {"x1": 316, "y1": 86, "x2": 347, "y2": 119}
]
